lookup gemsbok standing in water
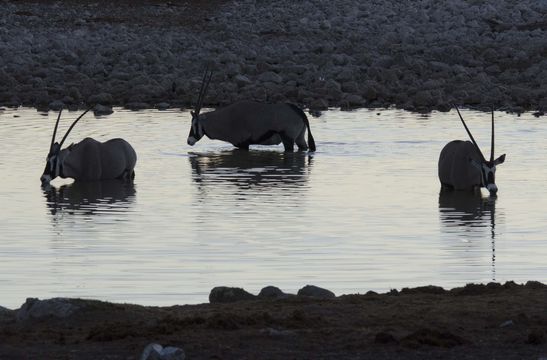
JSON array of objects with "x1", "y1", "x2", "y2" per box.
[
  {"x1": 187, "y1": 70, "x2": 316, "y2": 152},
  {"x1": 40, "y1": 107, "x2": 137, "y2": 185},
  {"x1": 438, "y1": 106, "x2": 506, "y2": 195}
]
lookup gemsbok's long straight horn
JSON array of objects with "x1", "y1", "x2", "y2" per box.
[
  {"x1": 490, "y1": 106, "x2": 495, "y2": 163},
  {"x1": 195, "y1": 69, "x2": 212, "y2": 115},
  {"x1": 454, "y1": 105, "x2": 486, "y2": 162},
  {"x1": 50, "y1": 107, "x2": 63, "y2": 151},
  {"x1": 59, "y1": 106, "x2": 93, "y2": 147}
]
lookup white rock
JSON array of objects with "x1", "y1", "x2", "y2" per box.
[
  {"x1": 140, "y1": 343, "x2": 185, "y2": 360},
  {"x1": 141, "y1": 343, "x2": 163, "y2": 360}
]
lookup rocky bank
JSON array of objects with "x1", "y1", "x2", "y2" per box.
[{"x1": 0, "y1": 0, "x2": 546, "y2": 114}]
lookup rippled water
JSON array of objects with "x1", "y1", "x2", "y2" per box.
[{"x1": 0, "y1": 107, "x2": 545, "y2": 308}]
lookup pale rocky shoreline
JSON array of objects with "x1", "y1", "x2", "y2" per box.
[{"x1": 1, "y1": 0, "x2": 546, "y2": 115}]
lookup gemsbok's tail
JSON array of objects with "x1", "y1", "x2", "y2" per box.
[{"x1": 287, "y1": 103, "x2": 316, "y2": 152}]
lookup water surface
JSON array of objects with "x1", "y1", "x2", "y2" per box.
[{"x1": 0, "y1": 107, "x2": 545, "y2": 308}]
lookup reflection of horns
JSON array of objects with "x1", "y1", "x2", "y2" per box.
[
  {"x1": 59, "y1": 106, "x2": 93, "y2": 147},
  {"x1": 490, "y1": 107, "x2": 495, "y2": 162},
  {"x1": 194, "y1": 68, "x2": 212, "y2": 116},
  {"x1": 50, "y1": 107, "x2": 63, "y2": 151},
  {"x1": 454, "y1": 105, "x2": 486, "y2": 162}
]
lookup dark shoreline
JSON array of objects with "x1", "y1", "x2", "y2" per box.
[{"x1": 1, "y1": 281, "x2": 545, "y2": 359}]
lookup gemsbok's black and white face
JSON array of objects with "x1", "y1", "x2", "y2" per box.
[
  {"x1": 478, "y1": 155, "x2": 506, "y2": 195},
  {"x1": 40, "y1": 143, "x2": 61, "y2": 185},
  {"x1": 40, "y1": 107, "x2": 69, "y2": 185},
  {"x1": 187, "y1": 111, "x2": 204, "y2": 146}
]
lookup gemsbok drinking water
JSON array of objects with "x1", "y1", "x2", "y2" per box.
[
  {"x1": 187, "y1": 70, "x2": 316, "y2": 152},
  {"x1": 438, "y1": 106, "x2": 505, "y2": 195},
  {"x1": 40, "y1": 107, "x2": 137, "y2": 185}
]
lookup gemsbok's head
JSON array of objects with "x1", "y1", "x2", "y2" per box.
[{"x1": 40, "y1": 107, "x2": 91, "y2": 185}]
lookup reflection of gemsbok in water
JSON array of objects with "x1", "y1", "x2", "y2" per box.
[
  {"x1": 188, "y1": 150, "x2": 313, "y2": 196},
  {"x1": 43, "y1": 180, "x2": 136, "y2": 217},
  {"x1": 439, "y1": 190, "x2": 496, "y2": 227},
  {"x1": 438, "y1": 190, "x2": 497, "y2": 280}
]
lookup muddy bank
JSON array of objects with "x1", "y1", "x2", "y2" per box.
[
  {"x1": 0, "y1": 281, "x2": 545, "y2": 359},
  {"x1": 1, "y1": 0, "x2": 546, "y2": 114}
]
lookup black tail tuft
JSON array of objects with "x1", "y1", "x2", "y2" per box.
[{"x1": 286, "y1": 103, "x2": 316, "y2": 152}]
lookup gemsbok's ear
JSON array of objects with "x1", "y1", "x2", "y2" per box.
[{"x1": 494, "y1": 154, "x2": 506, "y2": 165}]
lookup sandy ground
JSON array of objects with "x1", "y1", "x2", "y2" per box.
[{"x1": 0, "y1": 282, "x2": 546, "y2": 359}]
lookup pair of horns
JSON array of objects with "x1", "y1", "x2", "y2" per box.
[
  {"x1": 49, "y1": 106, "x2": 93, "y2": 152},
  {"x1": 194, "y1": 69, "x2": 213, "y2": 116},
  {"x1": 454, "y1": 105, "x2": 495, "y2": 163}
]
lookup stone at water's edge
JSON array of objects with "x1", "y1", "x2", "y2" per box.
[
  {"x1": 156, "y1": 102, "x2": 170, "y2": 110},
  {"x1": 93, "y1": 104, "x2": 113, "y2": 116},
  {"x1": 16, "y1": 298, "x2": 81, "y2": 321},
  {"x1": 258, "y1": 285, "x2": 291, "y2": 299},
  {"x1": 297, "y1": 285, "x2": 336, "y2": 299},
  {"x1": 209, "y1": 286, "x2": 256, "y2": 303},
  {"x1": 209, "y1": 285, "x2": 335, "y2": 302}
]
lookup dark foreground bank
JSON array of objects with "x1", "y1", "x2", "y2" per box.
[{"x1": 0, "y1": 281, "x2": 545, "y2": 359}]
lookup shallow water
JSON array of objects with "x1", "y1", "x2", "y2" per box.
[{"x1": 0, "y1": 107, "x2": 545, "y2": 308}]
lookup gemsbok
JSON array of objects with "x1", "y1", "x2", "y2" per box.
[
  {"x1": 40, "y1": 107, "x2": 137, "y2": 185},
  {"x1": 438, "y1": 106, "x2": 506, "y2": 195},
  {"x1": 186, "y1": 70, "x2": 316, "y2": 152}
]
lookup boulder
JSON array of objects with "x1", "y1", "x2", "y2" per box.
[
  {"x1": 297, "y1": 285, "x2": 335, "y2": 299},
  {"x1": 209, "y1": 286, "x2": 256, "y2": 303},
  {"x1": 258, "y1": 286, "x2": 291, "y2": 299},
  {"x1": 17, "y1": 298, "x2": 80, "y2": 321},
  {"x1": 93, "y1": 104, "x2": 113, "y2": 116},
  {"x1": 155, "y1": 102, "x2": 170, "y2": 110}
]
